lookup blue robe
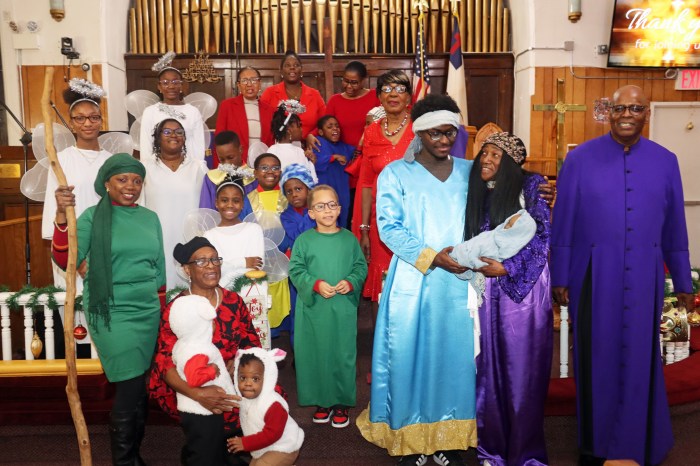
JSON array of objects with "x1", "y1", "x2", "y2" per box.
[
  {"x1": 551, "y1": 133, "x2": 692, "y2": 464},
  {"x1": 357, "y1": 157, "x2": 477, "y2": 456},
  {"x1": 313, "y1": 136, "x2": 353, "y2": 228}
]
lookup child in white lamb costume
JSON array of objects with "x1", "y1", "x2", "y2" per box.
[
  {"x1": 169, "y1": 294, "x2": 235, "y2": 415},
  {"x1": 228, "y1": 347, "x2": 304, "y2": 465}
]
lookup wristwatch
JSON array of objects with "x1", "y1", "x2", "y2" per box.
[{"x1": 359, "y1": 224, "x2": 370, "y2": 231}]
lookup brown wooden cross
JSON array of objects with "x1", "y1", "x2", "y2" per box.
[{"x1": 532, "y1": 78, "x2": 586, "y2": 171}]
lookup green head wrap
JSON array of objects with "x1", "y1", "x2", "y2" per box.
[{"x1": 88, "y1": 153, "x2": 146, "y2": 330}]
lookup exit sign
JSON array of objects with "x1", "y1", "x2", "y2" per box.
[{"x1": 676, "y1": 70, "x2": 700, "y2": 90}]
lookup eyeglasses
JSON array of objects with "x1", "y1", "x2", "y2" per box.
[
  {"x1": 186, "y1": 257, "x2": 223, "y2": 268},
  {"x1": 342, "y1": 78, "x2": 361, "y2": 86},
  {"x1": 159, "y1": 79, "x2": 183, "y2": 87},
  {"x1": 311, "y1": 201, "x2": 340, "y2": 212},
  {"x1": 239, "y1": 77, "x2": 261, "y2": 85},
  {"x1": 610, "y1": 104, "x2": 647, "y2": 116},
  {"x1": 425, "y1": 128, "x2": 458, "y2": 141},
  {"x1": 257, "y1": 165, "x2": 281, "y2": 173},
  {"x1": 380, "y1": 85, "x2": 408, "y2": 94},
  {"x1": 71, "y1": 115, "x2": 102, "y2": 124},
  {"x1": 162, "y1": 128, "x2": 185, "y2": 137}
]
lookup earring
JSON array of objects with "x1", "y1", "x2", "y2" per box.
[{"x1": 106, "y1": 187, "x2": 110, "y2": 192}]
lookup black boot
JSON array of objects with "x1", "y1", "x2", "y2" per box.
[
  {"x1": 133, "y1": 394, "x2": 149, "y2": 466},
  {"x1": 109, "y1": 409, "x2": 137, "y2": 466}
]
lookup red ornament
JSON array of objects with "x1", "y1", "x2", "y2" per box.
[
  {"x1": 694, "y1": 293, "x2": 700, "y2": 308},
  {"x1": 73, "y1": 324, "x2": 88, "y2": 340}
]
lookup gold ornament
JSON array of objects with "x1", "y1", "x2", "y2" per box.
[
  {"x1": 688, "y1": 310, "x2": 700, "y2": 327},
  {"x1": 31, "y1": 331, "x2": 43, "y2": 358}
]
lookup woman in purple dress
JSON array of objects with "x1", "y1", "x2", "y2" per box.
[{"x1": 465, "y1": 132, "x2": 553, "y2": 466}]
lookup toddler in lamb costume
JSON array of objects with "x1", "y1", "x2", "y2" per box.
[
  {"x1": 228, "y1": 347, "x2": 304, "y2": 466},
  {"x1": 169, "y1": 294, "x2": 235, "y2": 415}
]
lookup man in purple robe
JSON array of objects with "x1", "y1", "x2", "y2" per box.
[{"x1": 551, "y1": 85, "x2": 695, "y2": 465}]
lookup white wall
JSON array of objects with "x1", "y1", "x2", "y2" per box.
[
  {"x1": 0, "y1": 0, "x2": 130, "y2": 142},
  {"x1": 510, "y1": 0, "x2": 615, "y2": 148}
]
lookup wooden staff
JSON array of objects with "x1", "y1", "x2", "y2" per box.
[
  {"x1": 352, "y1": 0, "x2": 361, "y2": 53},
  {"x1": 143, "y1": 0, "x2": 152, "y2": 53},
  {"x1": 182, "y1": 0, "x2": 190, "y2": 53},
  {"x1": 135, "y1": 0, "x2": 144, "y2": 53},
  {"x1": 201, "y1": 0, "x2": 211, "y2": 52},
  {"x1": 262, "y1": 0, "x2": 270, "y2": 53},
  {"x1": 291, "y1": 0, "x2": 301, "y2": 52},
  {"x1": 371, "y1": 0, "x2": 380, "y2": 53},
  {"x1": 174, "y1": 0, "x2": 183, "y2": 52},
  {"x1": 329, "y1": 0, "x2": 339, "y2": 53},
  {"x1": 496, "y1": 0, "x2": 502, "y2": 52},
  {"x1": 212, "y1": 0, "x2": 221, "y2": 53},
  {"x1": 303, "y1": 0, "x2": 313, "y2": 53},
  {"x1": 270, "y1": 0, "x2": 279, "y2": 53},
  {"x1": 280, "y1": 0, "x2": 289, "y2": 52},
  {"x1": 150, "y1": 0, "x2": 158, "y2": 52},
  {"x1": 222, "y1": 0, "x2": 230, "y2": 52},
  {"x1": 316, "y1": 0, "x2": 327, "y2": 53},
  {"x1": 362, "y1": 0, "x2": 370, "y2": 53},
  {"x1": 129, "y1": 8, "x2": 137, "y2": 53},
  {"x1": 341, "y1": 0, "x2": 351, "y2": 53},
  {"x1": 192, "y1": 0, "x2": 201, "y2": 51},
  {"x1": 41, "y1": 67, "x2": 92, "y2": 465},
  {"x1": 166, "y1": 0, "x2": 175, "y2": 52}
]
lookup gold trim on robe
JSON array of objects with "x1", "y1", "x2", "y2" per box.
[{"x1": 415, "y1": 247, "x2": 438, "y2": 275}]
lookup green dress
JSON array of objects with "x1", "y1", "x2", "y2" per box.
[
  {"x1": 289, "y1": 228, "x2": 367, "y2": 407},
  {"x1": 78, "y1": 205, "x2": 166, "y2": 382}
]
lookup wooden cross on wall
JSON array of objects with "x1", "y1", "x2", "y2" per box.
[{"x1": 532, "y1": 78, "x2": 586, "y2": 171}]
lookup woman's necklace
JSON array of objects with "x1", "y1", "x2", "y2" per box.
[
  {"x1": 74, "y1": 145, "x2": 101, "y2": 164},
  {"x1": 384, "y1": 112, "x2": 409, "y2": 137},
  {"x1": 285, "y1": 84, "x2": 302, "y2": 101},
  {"x1": 160, "y1": 154, "x2": 184, "y2": 171}
]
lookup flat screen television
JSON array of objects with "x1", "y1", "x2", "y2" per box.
[{"x1": 608, "y1": 0, "x2": 700, "y2": 68}]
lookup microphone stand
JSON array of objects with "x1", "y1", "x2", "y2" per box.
[
  {"x1": 0, "y1": 99, "x2": 33, "y2": 285},
  {"x1": 50, "y1": 100, "x2": 71, "y2": 129}
]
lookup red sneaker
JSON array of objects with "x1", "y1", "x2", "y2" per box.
[
  {"x1": 312, "y1": 406, "x2": 332, "y2": 424},
  {"x1": 331, "y1": 407, "x2": 350, "y2": 428}
]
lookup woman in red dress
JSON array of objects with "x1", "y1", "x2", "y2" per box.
[{"x1": 358, "y1": 70, "x2": 414, "y2": 309}]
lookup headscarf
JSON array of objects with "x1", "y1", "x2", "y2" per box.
[
  {"x1": 88, "y1": 153, "x2": 146, "y2": 330},
  {"x1": 481, "y1": 132, "x2": 527, "y2": 166},
  {"x1": 280, "y1": 164, "x2": 316, "y2": 190},
  {"x1": 405, "y1": 110, "x2": 462, "y2": 162},
  {"x1": 173, "y1": 237, "x2": 217, "y2": 266}
]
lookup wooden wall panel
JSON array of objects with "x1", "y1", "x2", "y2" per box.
[
  {"x1": 528, "y1": 67, "x2": 700, "y2": 178},
  {"x1": 0, "y1": 215, "x2": 52, "y2": 289},
  {"x1": 20, "y1": 65, "x2": 107, "y2": 131}
]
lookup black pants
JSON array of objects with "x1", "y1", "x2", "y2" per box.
[{"x1": 180, "y1": 412, "x2": 228, "y2": 466}]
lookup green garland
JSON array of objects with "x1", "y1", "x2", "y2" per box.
[
  {"x1": 5, "y1": 284, "x2": 36, "y2": 312},
  {"x1": 664, "y1": 267, "x2": 700, "y2": 298},
  {"x1": 228, "y1": 274, "x2": 266, "y2": 293},
  {"x1": 1, "y1": 284, "x2": 77, "y2": 313},
  {"x1": 0, "y1": 284, "x2": 9, "y2": 293},
  {"x1": 166, "y1": 286, "x2": 188, "y2": 304}
]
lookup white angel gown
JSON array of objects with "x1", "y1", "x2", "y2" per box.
[
  {"x1": 139, "y1": 103, "x2": 206, "y2": 163},
  {"x1": 142, "y1": 157, "x2": 208, "y2": 289},
  {"x1": 203, "y1": 222, "x2": 265, "y2": 288}
]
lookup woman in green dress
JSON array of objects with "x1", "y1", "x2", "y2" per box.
[{"x1": 52, "y1": 153, "x2": 165, "y2": 466}]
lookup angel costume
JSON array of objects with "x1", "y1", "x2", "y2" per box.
[
  {"x1": 204, "y1": 222, "x2": 265, "y2": 288},
  {"x1": 142, "y1": 157, "x2": 208, "y2": 289},
  {"x1": 42, "y1": 146, "x2": 112, "y2": 290},
  {"x1": 139, "y1": 103, "x2": 207, "y2": 163},
  {"x1": 266, "y1": 143, "x2": 318, "y2": 184}
]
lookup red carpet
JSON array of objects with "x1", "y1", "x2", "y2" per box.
[{"x1": 545, "y1": 330, "x2": 700, "y2": 416}]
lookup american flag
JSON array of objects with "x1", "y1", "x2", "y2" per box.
[{"x1": 412, "y1": 23, "x2": 430, "y2": 103}]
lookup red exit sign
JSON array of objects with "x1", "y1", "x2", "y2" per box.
[{"x1": 676, "y1": 70, "x2": 700, "y2": 90}]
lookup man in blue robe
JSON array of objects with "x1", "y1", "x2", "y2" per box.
[{"x1": 551, "y1": 85, "x2": 695, "y2": 465}]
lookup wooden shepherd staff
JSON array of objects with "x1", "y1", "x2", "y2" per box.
[{"x1": 41, "y1": 67, "x2": 92, "y2": 465}]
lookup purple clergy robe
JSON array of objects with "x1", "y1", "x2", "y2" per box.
[{"x1": 551, "y1": 133, "x2": 692, "y2": 464}]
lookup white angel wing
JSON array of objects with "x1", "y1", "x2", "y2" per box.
[
  {"x1": 125, "y1": 90, "x2": 160, "y2": 120},
  {"x1": 247, "y1": 141, "x2": 269, "y2": 168},
  {"x1": 20, "y1": 158, "x2": 51, "y2": 202},
  {"x1": 32, "y1": 123, "x2": 75, "y2": 161},
  {"x1": 262, "y1": 238, "x2": 290, "y2": 282},
  {"x1": 129, "y1": 120, "x2": 142, "y2": 149},
  {"x1": 99, "y1": 132, "x2": 134, "y2": 155},
  {"x1": 184, "y1": 92, "x2": 218, "y2": 120},
  {"x1": 182, "y1": 208, "x2": 222, "y2": 242},
  {"x1": 203, "y1": 123, "x2": 212, "y2": 152},
  {"x1": 243, "y1": 211, "x2": 285, "y2": 247}
]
